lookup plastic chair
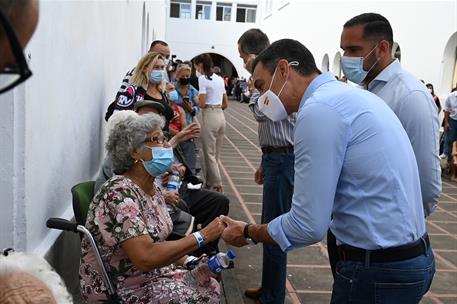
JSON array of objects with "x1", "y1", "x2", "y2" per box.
[{"x1": 71, "y1": 181, "x2": 95, "y2": 226}]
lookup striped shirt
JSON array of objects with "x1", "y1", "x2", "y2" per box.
[
  {"x1": 118, "y1": 68, "x2": 135, "y2": 94},
  {"x1": 248, "y1": 90, "x2": 295, "y2": 147}
]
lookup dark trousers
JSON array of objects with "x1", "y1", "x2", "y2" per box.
[
  {"x1": 331, "y1": 246, "x2": 435, "y2": 303},
  {"x1": 444, "y1": 117, "x2": 457, "y2": 160},
  {"x1": 181, "y1": 187, "x2": 229, "y2": 254},
  {"x1": 179, "y1": 140, "x2": 197, "y2": 175},
  {"x1": 260, "y1": 152, "x2": 294, "y2": 304},
  {"x1": 327, "y1": 229, "x2": 339, "y2": 278}
]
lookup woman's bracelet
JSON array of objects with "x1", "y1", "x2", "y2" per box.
[{"x1": 192, "y1": 231, "x2": 205, "y2": 248}]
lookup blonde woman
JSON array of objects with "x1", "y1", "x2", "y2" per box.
[
  {"x1": 194, "y1": 54, "x2": 227, "y2": 193},
  {"x1": 116, "y1": 52, "x2": 174, "y2": 132}
]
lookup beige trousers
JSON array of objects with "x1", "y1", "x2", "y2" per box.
[{"x1": 200, "y1": 108, "x2": 226, "y2": 187}]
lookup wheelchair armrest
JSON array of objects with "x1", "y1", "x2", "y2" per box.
[{"x1": 46, "y1": 218, "x2": 79, "y2": 233}]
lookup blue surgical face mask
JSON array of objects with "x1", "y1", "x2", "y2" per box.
[
  {"x1": 168, "y1": 90, "x2": 179, "y2": 102},
  {"x1": 149, "y1": 70, "x2": 164, "y2": 84},
  {"x1": 163, "y1": 58, "x2": 170, "y2": 66},
  {"x1": 142, "y1": 146, "x2": 174, "y2": 177},
  {"x1": 341, "y1": 44, "x2": 380, "y2": 85}
]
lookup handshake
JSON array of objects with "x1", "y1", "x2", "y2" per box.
[{"x1": 199, "y1": 215, "x2": 255, "y2": 247}]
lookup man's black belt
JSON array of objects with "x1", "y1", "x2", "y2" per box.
[
  {"x1": 337, "y1": 234, "x2": 429, "y2": 263},
  {"x1": 261, "y1": 145, "x2": 293, "y2": 154}
]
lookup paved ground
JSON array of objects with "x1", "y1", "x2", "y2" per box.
[{"x1": 219, "y1": 99, "x2": 457, "y2": 304}]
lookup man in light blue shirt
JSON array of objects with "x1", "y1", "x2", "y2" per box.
[
  {"x1": 340, "y1": 13, "x2": 441, "y2": 217},
  {"x1": 221, "y1": 39, "x2": 435, "y2": 303}
]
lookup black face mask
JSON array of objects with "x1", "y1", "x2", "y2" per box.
[{"x1": 179, "y1": 78, "x2": 190, "y2": 85}]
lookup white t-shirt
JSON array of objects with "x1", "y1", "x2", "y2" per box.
[
  {"x1": 198, "y1": 74, "x2": 226, "y2": 105},
  {"x1": 445, "y1": 91, "x2": 457, "y2": 120}
]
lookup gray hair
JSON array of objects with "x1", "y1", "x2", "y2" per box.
[{"x1": 106, "y1": 111, "x2": 164, "y2": 174}]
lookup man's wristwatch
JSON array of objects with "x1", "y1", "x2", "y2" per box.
[{"x1": 243, "y1": 224, "x2": 258, "y2": 245}]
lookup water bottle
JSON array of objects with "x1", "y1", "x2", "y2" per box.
[
  {"x1": 167, "y1": 171, "x2": 180, "y2": 192},
  {"x1": 207, "y1": 250, "x2": 236, "y2": 273}
]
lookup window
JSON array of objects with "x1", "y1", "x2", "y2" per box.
[
  {"x1": 236, "y1": 5, "x2": 257, "y2": 23},
  {"x1": 170, "y1": 0, "x2": 191, "y2": 19},
  {"x1": 196, "y1": 1, "x2": 211, "y2": 20},
  {"x1": 216, "y1": 3, "x2": 232, "y2": 21}
]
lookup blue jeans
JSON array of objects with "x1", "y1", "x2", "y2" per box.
[
  {"x1": 444, "y1": 117, "x2": 457, "y2": 160},
  {"x1": 260, "y1": 152, "x2": 294, "y2": 304},
  {"x1": 331, "y1": 245, "x2": 435, "y2": 304}
]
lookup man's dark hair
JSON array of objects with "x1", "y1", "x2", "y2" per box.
[
  {"x1": 344, "y1": 13, "x2": 394, "y2": 48},
  {"x1": 238, "y1": 28, "x2": 270, "y2": 55},
  {"x1": 252, "y1": 39, "x2": 320, "y2": 77},
  {"x1": 149, "y1": 40, "x2": 168, "y2": 50},
  {"x1": 193, "y1": 53, "x2": 214, "y2": 80}
]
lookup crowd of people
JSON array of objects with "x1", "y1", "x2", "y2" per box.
[
  {"x1": 2, "y1": 1, "x2": 457, "y2": 303},
  {"x1": 87, "y1": 40, "x2": 232, "y2": 302}
]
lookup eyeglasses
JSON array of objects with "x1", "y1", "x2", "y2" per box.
[
  {"x1": 0, "y1": 10, "x2": 32, "y2": 94},
  {"x1": 145, "y1": 134, "x2": 167, "y2": 144}
]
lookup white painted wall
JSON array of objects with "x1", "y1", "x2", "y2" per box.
[
  {"x1": 0, "y1": 0, "x2": 166, "y2": 255},
  {"x1": 165, "y1": 0, "x2": 261, "y2": 79},
  {"x1": 257, "y1": 0, "x2": 457, "y2": 99}
]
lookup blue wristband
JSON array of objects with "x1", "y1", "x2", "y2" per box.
[{"x1": 192, "y1": 231, "x2": 205, "y2": 248}]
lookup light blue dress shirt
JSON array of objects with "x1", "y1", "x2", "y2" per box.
[
  {"x1": 368, "y1": 60, "x2": 441, "y2": 216},
  {"x1": 268, "y1": 73, "x2": 426, "y2": 251}
]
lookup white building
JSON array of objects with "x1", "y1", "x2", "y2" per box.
[
  {"x1": 257, "y1": 0, "x2": 457, "y2": 98},
  {"x1": 0, "y1": 0, "x2": 455, "y2": 294},
  {"x1": 165, "y1": 0, "x2": 261, "y2": 79}
]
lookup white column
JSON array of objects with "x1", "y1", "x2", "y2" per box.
[
  {"x1": 191, "y1": 0, "x2": 197, "y2": 20},
  {"x1": 232, "y1": 2, "x2": 237, "y2": 22},
  {"x1": 211, "y1": 0, "x2": 217, "y2": 21}
]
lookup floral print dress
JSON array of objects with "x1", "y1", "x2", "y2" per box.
[{"x1": 79, "y1": 176, "x2": 220, "y2": 303}]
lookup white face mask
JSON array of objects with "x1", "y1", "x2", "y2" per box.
[
  {"x1": 257, "y1": 61, "x2": 298, "y2": 122},
  {"x1": 196, "y1": 70, "x2": 202, "y2": 77}
]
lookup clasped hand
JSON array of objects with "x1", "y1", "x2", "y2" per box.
[
  {"x1": 200, "y1": 215, "x2": 248, "y2": 247},
  {"x1": 199, "y1": 216, "x2": 253, "y2": 247},
  {"x1": 219, "y1": 215, "x2": 250, "y2": 247}
]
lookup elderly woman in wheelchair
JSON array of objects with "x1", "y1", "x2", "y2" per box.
[{"x1": 79, "y1": 111, "x2": 225, "y2": 303}]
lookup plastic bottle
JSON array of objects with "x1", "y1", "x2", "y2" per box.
[
  {"x1": 207, "y1": 250, "x2": 236, "y2": 273},
  {"x1": 167, "y1": 171, "x2": 180, "y2": 192}
]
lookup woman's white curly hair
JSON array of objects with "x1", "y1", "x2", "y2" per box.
[{"x1": 0, "y1": 251, "x2": 73, "y2": 303}]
